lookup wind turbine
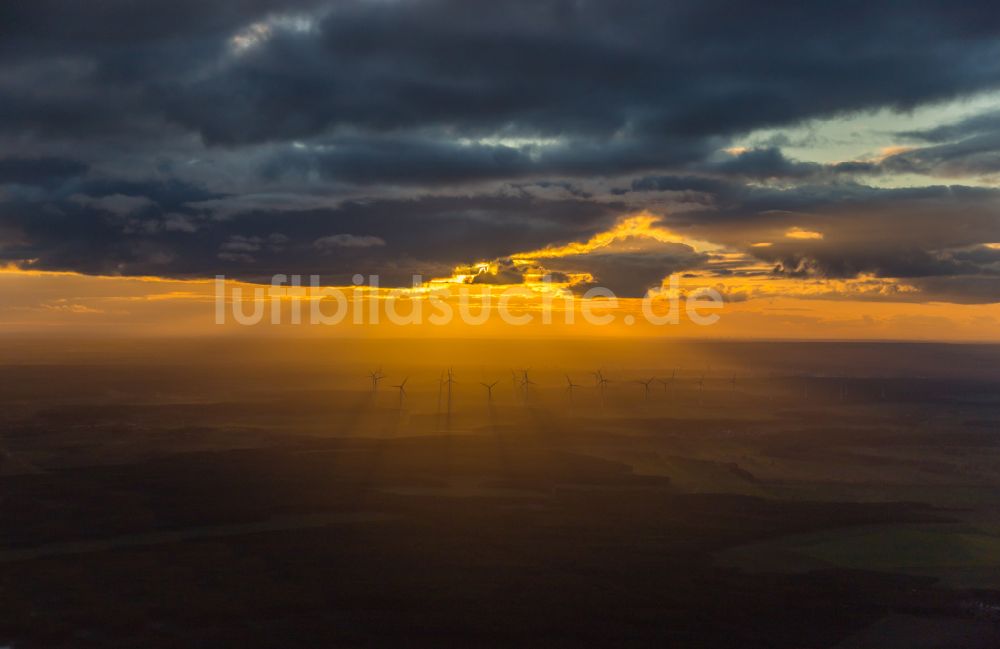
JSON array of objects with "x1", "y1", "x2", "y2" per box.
[
  {"x1": 445, "y1": 368, "x2": 457, "y2": 413},
  {"x1": 657, "y1": 368, "x2": 677, "y2": 393},
  {"x1": 634, "y1": 377, "x2": 655, "y2": 400},
  {"x1": 391, "y1": 377, "x2": 408, "y2": 407},
  {"x1": 480, "y1": 380, "x2": 499, "y2": 403},
  {"x1": 368, "y1": 367, "x2": 384, "y2": 392},
  {"x1": 520, "y1": 369, "x2": 536, "y2": 403},
  {"x1": 593, "y1": 369, "x2": 611, "y2": 406},
  {"x1": 565, "y1": 374, "x2": 583, "y2": 402}
]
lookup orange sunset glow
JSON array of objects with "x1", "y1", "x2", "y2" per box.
[
  {"x1": 4, "y1": 209, "x2": 998, "y2": 340},
  {"x1": 3, "y1": 2, "x2": 1000, "y2": 647}
]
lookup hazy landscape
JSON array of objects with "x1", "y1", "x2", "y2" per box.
[
  {"x1": 6, "y1": 0, "x2": 1000, "y2": 646},
  {"x1": 2, "y1": 339, "x2": 999, "y2": 647}
]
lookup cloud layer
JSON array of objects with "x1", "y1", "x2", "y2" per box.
[{"x1": 1, "y1": 0, "x2": 1000, "y2": 302}]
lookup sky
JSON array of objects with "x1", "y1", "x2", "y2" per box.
[{"x1": 2, "y1": 0, "x2": 1000, "y2": 339}]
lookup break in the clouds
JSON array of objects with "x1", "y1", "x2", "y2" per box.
[{"x1": 1, "y1": 0, "x2": 1000, "y2": 302}]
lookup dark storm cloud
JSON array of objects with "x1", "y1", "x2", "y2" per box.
[
  {"x1": 546, "y1": 243, "x2": 710, "y2": 298},
  {"x1": 2, "y1": 0, "x2": 1000, "y2": 303},
  {"x1": 4, "y1": 0, "x2": 1000, "y2": 151},
  {"x1": 909, "y1": 275, "x2": 1000, "y2": 304},
  {"x1": 469, "y1": 259, "x2": 531, "y2": 285},
  {"x1": 692, "y1": 148, "x2": 882, "y2": 182},
  {"x1": 883, "y1": 133, "x2": 1000, "y2": 177},
  {"x1": 567, "y1": 255, "x2": 706, "y2": 298},
  {"x1": 880, "y1": 108, "x2": 1000, "y2": 176},
  {"x1": 629, "y1": 175, "x2": 732, "y2": 195},
  {"x1": 262, "y1": 139, "x2": 538, "y2": 186},
  {"x1": 707, "y1": 149, "x2": 824, "y2": 181},
  {"x1": 0, "y1": 192, "x2": 621, "y2": 283},
  {"x1": 764, "y1": 244, "x2": 992, "y2": 281},
  {"x1": 259, "y1": 134, "x2": 719, "y2": 186},
  {"x1": 0, "y1": 157, "x2": 88, "y2": 187},
  {"x1": 897, "y1": 109, "x2": 1000, "y2": 143},
  {"x1": 650, "y1": 183, "x2": 1000, "y2": 302},
  {"x1": 0, "y1": 0, "x2": 321, "y2": 53},
  {"x1": 622, "y1": 149, "x2": 885, "y2": 200},
  {"x1": 152, "y1": 0, "x2": 1000, "y2": 148}
]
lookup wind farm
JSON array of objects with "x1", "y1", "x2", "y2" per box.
[
  {"x1": 339, "y1": 358, "x2": 957, "y2": 428},
  {"x1": 2, "y1": 338, "x2": 1000, "y2": 647},
  {"x1": 4, "y1": 1, "x2": 1000, "y2": 645}
]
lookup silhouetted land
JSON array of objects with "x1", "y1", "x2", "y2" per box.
[{"x1": 2, "y1": 339, "x2": 999, "y2": 647}]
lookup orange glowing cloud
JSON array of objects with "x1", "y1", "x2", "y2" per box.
[
  {"x1": 876, "y1": 145, "x2": 916, "y2": 161},
  {"x1": 430, "y1": 212, "x2": 719, "y2": 287},
  {"x1": 521, "y1": 212, "x2": 720, "y2": 258},
  {"x1": 784, "y1": 227, "x2": 824, "y2": 240}
]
